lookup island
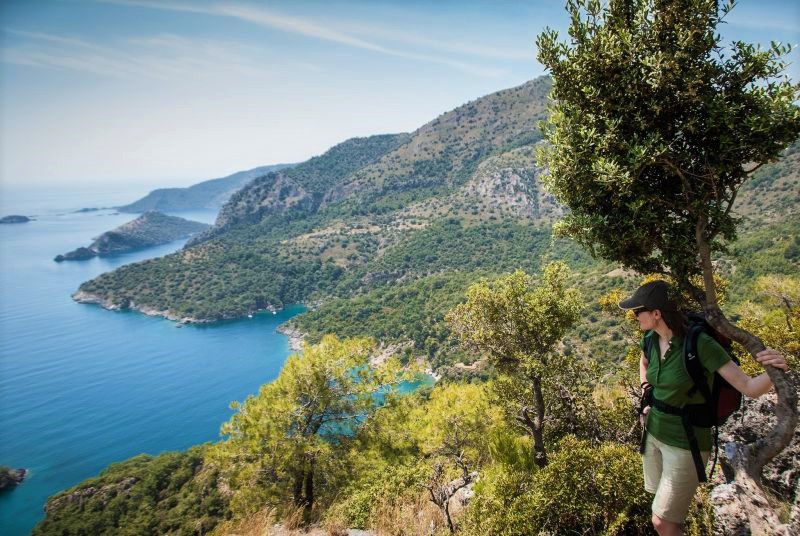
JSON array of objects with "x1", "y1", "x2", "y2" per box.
[
  {"x1": 0, "y1": 215, "x2": 32, "y2": 224},
  {"x1": 55, "y1": 210, "x2": 209, "y2": 262},
  {"x1": 0, "y1": 466, "x2": 27, "y2": 492}
]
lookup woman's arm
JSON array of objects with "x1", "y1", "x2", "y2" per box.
[
  {"x1": 639, "y1": 351, "x2": 651, "y2": 424},
  {"x1": 717, "y1": 348, "x2": 789, "y2": 398},
  {"x1": 640, "y1": 350, "x2": 649, "y2": 386}
]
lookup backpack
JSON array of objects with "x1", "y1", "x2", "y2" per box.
[{"x1": 643, "y1": 313, "x2": 742, "y2": 482}]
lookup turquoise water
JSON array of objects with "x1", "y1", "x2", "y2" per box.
[{"x1": 0, "y1": 187, "x2": 304, "y2": 534}]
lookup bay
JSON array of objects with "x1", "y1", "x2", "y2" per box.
[{"x1": 0, "y1": 186, "x2": 303, "y2": 535}]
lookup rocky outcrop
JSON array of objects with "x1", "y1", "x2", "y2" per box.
[
  {"x1": 55, "y1": 247, "x2": 96, "y2": 262},
  {"x1": 711, "y1": 390, "x2": 800, "y2": 535},
  {"x1": 55, "y1": 211, "x2": 208, "y2": 261},
  {"x1": 0, "y1": 215, "x2": 32, "y2": 224},
  {"x1": 276, "y1": 324, "x2": 306, "y2": 352},
  {"x1": 462, "y1": 146, "x2": 563, "y2": 223},
  {"x1": 72, "y1": 290, "x2": 205, "y2": 324},
  {"x1": 44, "y1": 477, "x2": 139, "y2": 515},
  {"x1": 0, "y1": 467, "x2": 27, "y2": 491}
]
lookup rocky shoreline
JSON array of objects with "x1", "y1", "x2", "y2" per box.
[
  {"x1": 276, "y1": 324, "x2": 306, "y2": 352},
  {"x1": 0, "y1": 467, "x2": 27, "y2": 492},
  {"x1": 72, "y1": 291, "x2": 211, "y2": 324},
  {"x1": 72, "y1": 291, "x2": 286, "y2": 325}
]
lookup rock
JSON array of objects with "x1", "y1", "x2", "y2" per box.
[
  {"x1": 717, "y1": 392, "x2": 799, "y2": 499},
  {"x1": 711, "y1": 390, "x2": 800, "y2": 535},
  {"x1": 277, "y1": 324, "x2": 306, "y2": 352},
  {"x1": 55, "y1": 247, "x2": 97, "y2": 262},
  {"x1": 0, "y1": 215, "x2": 31, "y2": 224},
  {"x1": 0, "y1": 467, "x2": 27, "y2": 491}
]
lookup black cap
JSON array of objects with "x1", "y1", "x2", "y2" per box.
[{"x1": 618, "y1": 280, "x2": 678, "y2": 312}]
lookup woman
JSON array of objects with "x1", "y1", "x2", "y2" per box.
[{"x1": 618, "y1": 280, "x2": 788, "y2": 536}]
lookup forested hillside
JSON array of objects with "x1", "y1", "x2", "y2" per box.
[
  {"x1": 75, "y1": 74, "x2": 798, "y2": 373},
  {"x1": 75, "y1": 78, "x2": 558, "y2": 334}
]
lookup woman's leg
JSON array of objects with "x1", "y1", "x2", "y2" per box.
[
  {"x1": 649, "y1": 437, "x2": 710, "y2": 534},
  {"x1": 652, "y1": 514, "x2": 682, "y2": 536}
]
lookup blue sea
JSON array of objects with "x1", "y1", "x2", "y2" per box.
[{"x1": 0, "y1": 185, "x2": 305, "y2": 534}]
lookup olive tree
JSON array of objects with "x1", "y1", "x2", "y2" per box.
[{"x1": 536, "y1": 0, "x2": 800, "y2": 531}]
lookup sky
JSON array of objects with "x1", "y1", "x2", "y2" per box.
[{"x1": 1, "y1": 0, "x2": 798, "y2": 190}]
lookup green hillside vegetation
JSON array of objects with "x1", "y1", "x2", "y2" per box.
[
  {"x1": 32, "y1": 447, "x2": 228, "y2": 535},
  {"x1": 75, "y1": 79, "x2": 799, "y2": 375},
  {"x1": 75, "y1": 78, "x2": 559, "y2": 332}
]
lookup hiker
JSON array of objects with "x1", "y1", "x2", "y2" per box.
[{"x1": 618, "y1": 280, "x2": 788, "y2": 536}]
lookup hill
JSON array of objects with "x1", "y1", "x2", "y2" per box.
[
  {"x1": 74, "y1": 77, "x2": 799, "y2": 371},
  {"x1": 117, "y1": 164, "x2": 293, "y2": 213},
  {"x1": 75, "y1": 78, "x2": 555, "y2": 323},
  {"x1": 56, "y1": 211, "x2": 209, "y2": 262}
]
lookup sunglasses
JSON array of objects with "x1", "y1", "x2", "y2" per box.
[{"x1": 634, "y1": 308, "x2": 651, "y2": 317}]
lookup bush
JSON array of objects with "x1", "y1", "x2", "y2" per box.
[{"x1": 462, "y1": 436, "x2": 651, "y2": 535}]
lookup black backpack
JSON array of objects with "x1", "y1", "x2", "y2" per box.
[{"x1": 643, "y1": 313, "x2": 742, "y2": 482}]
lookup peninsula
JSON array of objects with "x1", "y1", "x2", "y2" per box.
[
  {"x1": 0, "y1": 215, "x2": 32, "y2": 224},
  {"x1": 55, "y1": 211, "x2": 209, "y2": 262}
]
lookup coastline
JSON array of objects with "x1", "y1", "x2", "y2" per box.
[
  {"x1": 71, "y1": 291, "x2": 284, "y2": 325},
  {"x1": 72, "y1": 291, "x2": 439, "y2": 380},
  {"x1": 275, "y1": 323, "x2": 306, "y2": 352},
  {"x1": 72, "y1": 291, "x2": 208, "y2": 324}
]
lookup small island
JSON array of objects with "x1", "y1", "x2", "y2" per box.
[
  {"x1": 0, "y1": 215, "x2": 32, "y2": 224},
  {"x1": 55, "y1": 210, "x2": 209, "y2": 262},
  {"x1": 0, "y1": 466, "x2": 27, "y2": 492}
]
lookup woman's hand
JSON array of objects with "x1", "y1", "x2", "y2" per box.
[
  {"x1": 639, "y1": 405, "x2": 650, "y2": 427},
  {"x1": 756, "y1": 348, "x2": 789, "y2": 371}
]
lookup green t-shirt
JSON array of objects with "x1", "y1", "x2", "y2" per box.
[{"x1": 641, "y1": 330, "x2": 731, "y2": 451}]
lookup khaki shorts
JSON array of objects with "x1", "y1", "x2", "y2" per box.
[{"x1": 642, "y1": 434, "x2": 710, "y2": 524}]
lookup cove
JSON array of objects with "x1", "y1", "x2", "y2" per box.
[{"x1": 0, "y1": 189, "x2": 304, "y2": 535}]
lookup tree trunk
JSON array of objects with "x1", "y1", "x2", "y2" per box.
[
  {"x1": 532, "y1": 376, "x2": 548, "y2": 467},
  {"x1": 425, "y1": 464, "x2": 478, "y2": 533},
  {"x1": 303, "y1": 466, "x2": 314, "y2": 511},
  {"x1": 696, "y1": 223, "x2": 799, "y2": 534},
  {"x1": 292, "y1": 473, "x2": 304, "y2": 507}
]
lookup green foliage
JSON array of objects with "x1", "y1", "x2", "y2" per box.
[
  {"x1": 326, "y1": 382, "x2": 499, "y2": 529},
  {"x1": 324, "y1": 462, "x2": 430, "y2": 529},
  {"x1": 33, "y1": 446, "x2": 228, "y2": 536},
  {"x1": 208, "y1": 335, "x2": 404, "y2": 518},
  {"x1": 536, "y1": 0, "x2": 800, "y2": 289},
  {"x1": 462, "y1": 436, "x2": 651, "y2": 536},
  {"x1": 446, "y1": 263, "x2": 585, "y2": 465},
  {"x1": 447, "y1": 263, "x2": 582, "y2": 370}
]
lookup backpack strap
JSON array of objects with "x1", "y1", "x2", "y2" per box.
[
  {"x1": 684, "y1": 324, "x2": 712, "y2": 403},
  {"x1": 640, "y1": 333, "x2": 655, "y2": 455},
  {"x1": 652, "y1": 398, "x2": 708, "y2": 482}
]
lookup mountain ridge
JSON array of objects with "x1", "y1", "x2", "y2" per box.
[{"x1": 117, "y1": 164, "x2": 293, "y2": 213}]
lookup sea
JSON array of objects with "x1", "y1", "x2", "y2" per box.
[{"x1": 0, "y1": 184, "x2": 306, "y2": 535}]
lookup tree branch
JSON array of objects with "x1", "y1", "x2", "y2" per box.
[{"x1": 695, "y1": 214, "x2": 797, "y2": 483}]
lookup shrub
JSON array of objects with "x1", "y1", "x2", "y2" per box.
[{"x1": 462, "y1": 436, "x2": 651, "y2": 535}]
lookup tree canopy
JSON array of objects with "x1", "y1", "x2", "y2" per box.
[
  {"x1": 208, "y1": 335, "x2": 403, "y2": 518},
  {"x1": 536, "y1": 0, "x2": 800, "y2": 289}
]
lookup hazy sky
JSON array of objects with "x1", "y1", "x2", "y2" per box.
[{"x1": 1, "y1": 0, "x2": 798, "y2": 189}]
